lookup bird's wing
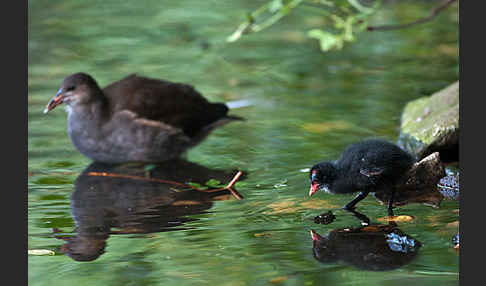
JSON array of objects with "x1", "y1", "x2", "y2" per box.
[
  {"x1": 358, "y1": 151, "x2": 388, "y2": 178},
  {"x1": 103, "y1": 75, "x2": 230, "y2": 137},
  {"x1": 357, "y1": 161, "x2": 386, "y2": 189},
  {"x1": 359, "y1": 167, "x2": 385, "y2": 177},
  {"x1": 105, "y1": 110, "x2": 190, "y2": 145},
  {"x1": 358, "y1": 148, "x2": 410, "y2": 178}
]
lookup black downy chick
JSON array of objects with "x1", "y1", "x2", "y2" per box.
[{"x1": 309, "y1": 139, "x2": 415, "y2": 215}]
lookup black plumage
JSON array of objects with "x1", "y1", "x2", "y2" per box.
[
  {"x1": 310, "y1": 225, "x2": 421, "y2": 271},
  {"x1": 309, "y1": 139, "x2": 415, "y2": 215}
]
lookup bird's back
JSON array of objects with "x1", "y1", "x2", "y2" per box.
[
  {"x1": 102, "y1": 74, "x2": 230, "y2": 137},
  {"x1": 338, "y1": 139, "x2": 415, "y2": 187}
]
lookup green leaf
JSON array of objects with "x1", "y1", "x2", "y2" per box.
[
  {"x1": 234, "y1": 181, "x2": 248, "y2": 188},
  {"x1": 269, "y1": 0, "x2": 283, "y2": 13},
  {"x1": 187, "y1": 182, "x2": 208, "y2": 190},
  {"x1": 144, "y1": 164, "x2": 157, "y2": 171},
  {"x1": 205, "y1": 179, "x2": 223, "y2": 188},
  {"x1": 307, "y1": 29, "x2": 340, "y2": 51}
]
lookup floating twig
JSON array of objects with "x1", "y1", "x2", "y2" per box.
[{"x1": 222, "y1": 171, "x2": 244, "y2": 200}]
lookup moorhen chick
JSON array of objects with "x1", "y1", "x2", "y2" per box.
[
  {"x1": 308, "y1": 139, "x2": 415, "y2": 215},
  {"x1": 310, "y1": 225, "x2": 421, "y2": 271},
  {"x1": 44, "y1": 73, "x2": 244, "y2": 163}
]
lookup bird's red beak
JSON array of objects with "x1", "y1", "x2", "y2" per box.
[
  {"x1": 309, "y1": 182, "x2": 320, "y2": 196},
  {"x1": 310, "y1": 229, "x2": 322, "y2": 241},
  {"x1": 44, "y1": 88, "x2": 66, "y2": 114}
]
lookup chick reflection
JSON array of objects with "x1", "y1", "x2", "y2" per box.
[
  {"x1": 310, "y1": 211, "x2": 421, "y2": 271},
  {"x1": 56, "y1": 160, "x2": 244, "y2": 262}
]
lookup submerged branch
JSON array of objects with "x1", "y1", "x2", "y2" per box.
[{"x1": 87, "y1": 170, "x2": 244, "y2": 200}]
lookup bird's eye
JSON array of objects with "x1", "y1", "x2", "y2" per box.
[{"x1": 66, "y1": 86, "x2": 75, "y2": 92}]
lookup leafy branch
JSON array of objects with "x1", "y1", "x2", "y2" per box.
[
  {"x1": 227, "y1": 0, "x2": 457, "y2": 52},
  {"x1": 227, "y1": 0, "x2": 383, "y2": 52}
]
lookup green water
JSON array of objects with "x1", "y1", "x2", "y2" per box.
[{"x1": 28, "y1": 1, "x2": 459, "y2": 285}]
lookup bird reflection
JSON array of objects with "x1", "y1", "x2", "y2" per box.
[
  {"x1": 54, "y1": 160, "x2": 245, "y2": 262},
  {"x1": 310, "y1": 210, "x2": 421, "y2": 271}
]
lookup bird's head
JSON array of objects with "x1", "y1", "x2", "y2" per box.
[
  {"x1": 309, "y1": 162, "x2": 336, "y2": 196},
  {"x1": 44, "y1": 73, "x2": 101, "y2": 114},
  {"x1": 310, "y1": 229, "x2": 337, "y2": 263}
]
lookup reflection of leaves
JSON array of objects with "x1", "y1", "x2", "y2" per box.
[
  {"x1": 28, "y1": 249, "x2": 55, "y2": 256},
  {"x1": 361, "y1": 225, "x2": 383, "y2": 232},
  {"x1": 426, "y1": 213, "x2": 442, "y2": 227},
  {"x1": 438, "y1": 44, "x2": 458, "y2": 56},
  {"x1": 171, "y1": 200, "x2": 203, "y2": 206},
  {"x1": 300, "y1": 200, "x2": 339, "y2": 209},
  {"x1": 446, "y1": 221, "x2": 459, "y2": 228},
  {"x1": 254, "y1": 232, "x2": 272, "y2": 238},
  {"x1": 265, "y1": 201, "x2": 295, "y2": 214},
  {"x1": 377, "y1": 215, "x2": 414, "y2": 222},
  {"x1": 45, "y1": 161, "x2": 75, "y2": 168},
  {"x1": 274, "y1": 179, "x2": 288, "y2": 188},
  {"x1": 302, "y1": 120, "x2": 353, "y2": 133},
  {"x1": 212, "y1": 194, "x2": 234, "y2": 201},
  {"x1": 269, "y1": 276, "x2": 288, "y2": 283},
  {"x1": 264, "y1": 199, "x2": 338, "y2": 214},
  {"x1": 34, "y1": 177, "x2": 72, "y2": 185}
]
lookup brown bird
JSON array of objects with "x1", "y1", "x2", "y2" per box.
[{"x1": 44, "y1": 72, "x2": 245, "y2": 163}]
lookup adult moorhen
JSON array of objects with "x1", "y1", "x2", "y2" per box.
[
  {"x1": 308, "y1": 139, "x2": 416, "y2": 215},
  {"x1": 44, "y1": 72, "x2": 244, "y2": 163}
]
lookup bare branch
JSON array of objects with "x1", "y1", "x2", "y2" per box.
[{"x1": 367, "y1": 0, "x2": 457, "y2": 31}]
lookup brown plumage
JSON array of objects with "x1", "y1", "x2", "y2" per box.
[{"x1": 44, "y1": 72, "x2": 243, "y2": 163}]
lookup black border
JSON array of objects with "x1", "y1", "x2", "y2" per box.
[
  {"x1": 12, "y1": 0, "x2": 28, "y2": 285},
  {"x1": 459, "y1": 0, "x2": 481, "y2": 284},
  {"x1": 23, "y1": 0, "x2": 466, "y2": 284}
]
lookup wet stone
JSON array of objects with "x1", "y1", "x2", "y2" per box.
[
  {"x1": 373, "y1": 152, "x2": 446, "y2": 208},
  {"x1": 399, "y1": 81, "x2": 459, "y2": 162}
]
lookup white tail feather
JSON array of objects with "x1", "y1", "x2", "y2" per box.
[{"x1": 226, "y1": 99, "x2": 253, "y2": 109}]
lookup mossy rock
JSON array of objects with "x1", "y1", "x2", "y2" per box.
[{"x1": 400, "y1": 81, "x2": 459, "y2": 162}]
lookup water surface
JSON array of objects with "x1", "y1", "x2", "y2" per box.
[{"x1": 28, "y1": 1, "x2": 459, "y2": 285}]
